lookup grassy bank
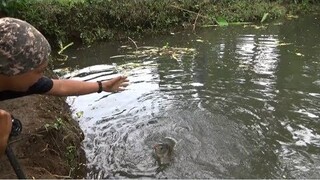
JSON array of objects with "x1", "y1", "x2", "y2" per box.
[{"x1": 1, "y1": 0, "x2": 319, "y2": 45}]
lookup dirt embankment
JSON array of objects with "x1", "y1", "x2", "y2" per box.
[{"x1": 0, "y1": 75, "x2": 86, "y2": 178}]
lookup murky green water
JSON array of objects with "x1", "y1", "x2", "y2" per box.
[{"x1": 55, "y1": 15, "x2": 320, "y2": 179}]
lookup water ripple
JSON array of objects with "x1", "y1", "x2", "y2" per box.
[{"x1": 60, "y1": 17, "x2": 320, "y2": 179}]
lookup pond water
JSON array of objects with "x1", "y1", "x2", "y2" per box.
[{"x1": 55, "y1": 15, "x2": 320, "y2": 179}]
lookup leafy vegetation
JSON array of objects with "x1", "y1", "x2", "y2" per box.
[
  {"x1": 0, "y1": 0, "x2": 319, "y2": 45},
  {"x1": 66, "y1": 145, "x2": 77, "y2": 174},
  {"x1": 44, "y1": 117, "x2": 65, "y2": 131}
]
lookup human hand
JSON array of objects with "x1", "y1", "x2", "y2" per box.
[
  {"x1": 102, "y1": 75, "x2": 129, "y2": 93},
  {"x1": 0, "y1": 110, "x2": 12, "y2": 156}
]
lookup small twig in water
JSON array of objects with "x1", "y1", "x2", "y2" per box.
[
  {"x1": 193, "y1": 10, "x2": 200, "y2": 32},
  {"x1": 56, "y1": 42, "x2": 74, "y2": 62},
  {"x1": 128, "y1": 37, "x2": 138, "y2": 51},
  {"x1": 58, "y1": 42, "x2": 74, "y2": 55}
]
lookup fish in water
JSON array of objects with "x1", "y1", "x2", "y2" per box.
[{"x1": 153, "y1": 137, "x2": 176, "y2": 165}]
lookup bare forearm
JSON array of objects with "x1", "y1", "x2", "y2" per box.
[
  {"x1": 47, "y1": 79, "x2": 99, "y2": 96},
  {"x1": 46, "y1": 75, "x2": 128, "y2": 96}
]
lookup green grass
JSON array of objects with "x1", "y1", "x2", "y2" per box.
[{"x1": 1, "y1": 0, "x2": 319, "y2": 45}]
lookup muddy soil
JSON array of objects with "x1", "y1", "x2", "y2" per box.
[{"x1": 0, "y1": 82, "x2": 86, "y2": 178}]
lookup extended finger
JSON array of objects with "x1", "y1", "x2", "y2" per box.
[
  {"x1": 118, "y1": 87, "x2": 127, "y2": 91},
  {"x1": 120, "y1": 77, "x2": 129, "y2": 83},
  {"x1": 108, "y1": 76, "x2": 122, "y2": 85},
  {"x1": 120, "y1": 82, "x2": 129, "y2": 87}
]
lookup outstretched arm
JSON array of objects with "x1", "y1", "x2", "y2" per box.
[{"x1": 46, "y1": 76, "x2": 129, "y2": 96}]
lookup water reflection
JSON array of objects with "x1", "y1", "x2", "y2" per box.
[{"x1": 58, "y1": 16, "x2": 320, "y2": 179}]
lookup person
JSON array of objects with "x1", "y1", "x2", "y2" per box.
[{"x1": 0, "y1": 17, "x2": 129, "y2": 155}]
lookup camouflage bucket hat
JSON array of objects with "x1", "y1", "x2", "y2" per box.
[{"x1": 0, "y1": 17, "x2": 51, "y2": 76}]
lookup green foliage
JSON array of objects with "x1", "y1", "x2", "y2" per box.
[
  {"x1": 66, "y1": 145, "x2": 77, "y2": 168},
  {"x1": 216, "y1": 17, "x2": 229, "y2": 26},
  {"x1": 1, "y1": 0, "x2": 319, "y2": 45},
  {"x1": 209, "y1": 0, "x2": 287, "y2": 22},
  {"x1": 44, "y1": 117, "x2": 65, "y2": 131}
]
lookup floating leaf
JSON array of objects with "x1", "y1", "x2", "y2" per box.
[
  {"x1": 109, "y1": 54, "x2": 136, "y2": 59},
  {"x1": 254, "y1": 25, "x2": 264, "y2": 29},
  {"x1": 277, "y1": 42, "x2": 292, "y2": 46},
  {"x1": 216, "y1": 17, "x2": 229, "y2": 26},
  {"x1": 295, "y1": 53, "x2": 304, "y2": 57},
  {"x1": 261, "y1": 13, "x2": 269, "y2": 23},
  {"x1": 244, "y1": 25, "x2": 266, "y2": 29},
  {"x1": 76, "y1": 111, "x2": 84, "y2": 118},
  {"x1": 273, "y1": 22, "x2": 283, "y2": 26},
  {"x1": 201, "y1": 24, "x2": 216, "y2": 27},
  {"x1": 287, "y1": 14, "x2": 299, "y2": 19}
]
